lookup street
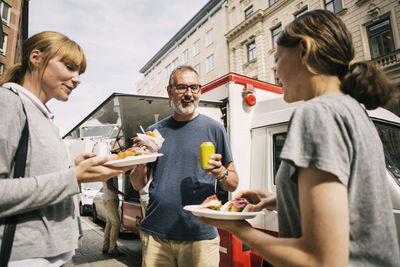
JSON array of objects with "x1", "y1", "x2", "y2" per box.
[{"x1": 64, "y1": 216, "x2": 142, "y2": 267}]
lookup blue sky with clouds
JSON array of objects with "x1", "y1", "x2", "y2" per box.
[{"x1": 29, "y1": 0, "x2": 209, "y2": 136}]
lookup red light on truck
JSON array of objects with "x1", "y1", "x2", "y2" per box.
[{"x1": 244, "y1": 92, "x2": 256, "y2": 106}]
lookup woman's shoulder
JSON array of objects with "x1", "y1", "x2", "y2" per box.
[
  {"x1": 296, "y1": 94, "x2": 358, "y2": 117},
  {"x1": 0, "y1": 86, "x2": 24, "y2": 111}
]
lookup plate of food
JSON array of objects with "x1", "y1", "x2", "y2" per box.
[
  {"x1": 183, "y1": 195, "x2": 265, "y2": 220},
  {"x1": 104, "y1": 153, "x2": 163, "y2": 167},
  {"x1": 105, "y1": 129, "x2": 165, "y2": 167}
]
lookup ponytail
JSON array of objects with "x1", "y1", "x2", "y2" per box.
[
  {"x1": 0, "y1": 63, "x2": 25, "y2": 85},
  {"x1": 341, "y1": 62, "x2": 397, "y2": 110}
]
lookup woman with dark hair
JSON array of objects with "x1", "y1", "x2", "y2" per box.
[
  {"x1": 199, "y1": 10, "x2": 399, "y2": 266},
  {"x1": 0, "y1": 31, "x2": 132, "y2": 266}
]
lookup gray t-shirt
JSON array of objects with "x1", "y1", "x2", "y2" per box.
[{"x1": 276, "y1": 94, "x2": 400, "y2": 266}]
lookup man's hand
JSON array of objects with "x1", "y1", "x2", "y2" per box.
[{"x1": 204, "y1": 154, "x2": 225, "y2": 179}]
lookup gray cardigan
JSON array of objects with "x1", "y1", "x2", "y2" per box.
[{"x1": 0, "y1": 85, "x2": 80, "y2": 260}]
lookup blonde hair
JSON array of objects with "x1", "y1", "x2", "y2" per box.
[
  {"x1": 0, "y1": 31, "x2": 86, "y2": 85},
  {"x1": 277, "y1": 9, "x2": 396, "y2": 109}
]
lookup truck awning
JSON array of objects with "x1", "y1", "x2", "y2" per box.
[{"x1": 63, "y1": 93, "x2": 223, "y2": 150}]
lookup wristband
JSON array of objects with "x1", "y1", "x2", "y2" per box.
[{"x1": 217, "y1": 168, "x2": 229, "y2": 182}]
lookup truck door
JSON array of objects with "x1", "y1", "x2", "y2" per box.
[{"x1": 248, "y1": 124, "x2": 288, "y2": 234}]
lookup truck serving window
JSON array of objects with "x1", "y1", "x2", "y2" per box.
[
  {"x1": 273, "y1": 132, "x2": 287, "y2": 184},
  {"x1": 373, "y1": 121, "x2": 400, "y2": 186}
]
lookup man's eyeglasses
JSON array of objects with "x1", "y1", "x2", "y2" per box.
[{"x1": 173, "y1": 84, "x2": 202, "y2": 94}]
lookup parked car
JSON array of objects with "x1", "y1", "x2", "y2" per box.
[{"x1": 78, "y1": 182, "x2": 102, "y2": 216}]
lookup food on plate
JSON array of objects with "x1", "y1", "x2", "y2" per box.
[
  {"x1": 116, "y1": 145, "x2": 150, "y2": 160},
  {"x1": 137, "y1": 129, "x2": 165, "y2": 152},
  {"x1": 221, "y1": 198, "x2": 253, "y2": 212},
  {"x1": 116, "y1": 129, "x2": 165, "y2": 160},
  {"x1": 145, "y1": 131, "x2": 156, "y2": 138},
  {"x1": 200, "y1": 195, "x2": 222, "y2": 211},
  {"x1": 199, "y1": 195, "x2": 253, "y2": 212}
]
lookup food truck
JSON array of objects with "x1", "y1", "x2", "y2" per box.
[{"x1": 64, "y1": 72, "x2": 400, "y2": 267}]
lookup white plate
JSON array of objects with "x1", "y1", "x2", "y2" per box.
[
  {"x1": 183, "y1": 205, "x2": 265, "y2": 220},
  {"x1": 104, "y1": 153, "x2": 163, "y2": 167}
]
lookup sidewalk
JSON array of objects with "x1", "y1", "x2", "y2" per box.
[{"x1": 64, "y1": 217, "x2": 142, "y2": 267}]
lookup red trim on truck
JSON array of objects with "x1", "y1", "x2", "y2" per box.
[{"x1": 201, "y1": 72, "x2": 283, "y2": 94}]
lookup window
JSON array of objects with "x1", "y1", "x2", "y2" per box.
[
  {"x1": 250, "y1": 124, "x2": 288, "y2": 190},
  {"x1": 0, "y1": 63, "x2": 3, "y2": 76},
  {"x1": 324, "y1": 0, "x2": 342, "y2": 14},
  {"x1": 295, "y1": 8, "x2": 308, "y2": 18},
  {"x1": 183, "y1": 49, "x2": 189, "y2": 63},
  {"x1": 245, "y1": 5, "x2": 253, "y2": 19},
  {"x1": 373, "y1": 121, "x2": 400, "y2": 185},
  {"x1": 172, "y1": 58, "x2": 179, "y2": 69},
  {"x1": 273, "y1": 132, "x2": 287, "y2": 179},
  {"x1": 269, "y1": 0, "x2": 279, "y2": 6},
  {"x1": 247, "y1": 41, "x2": 256, "y2": 61},
  {"x1": 271, "y1": 25, "x2": 282, "y2": 49},
  {"x1": 193, "y1": 39, "x2": 200, "y2": 56},
  {"x1": 273, "y1": 69, "x2": 280, "y2": 85},
  {"x1": 165, "y1": 64, "x2": 172, "y2": 78},
  {"x1": 206, "y1": 54, "x2": 215, "y2": 72},
  {"x1": 157, "y1": 71, "x2": 162, "y2": 84},
  {"x1": 194, "y1": 63, "x2": 201, "y2": 78},
  {"x1": 0, "y1": 34, "x2": 7, "y2": 56},
  {"x1": 206, "y1": 29, "x2": 214, "y2": 46},
  {"x1": 150, "y1": 78, "x2": 155, "y2": 90},
  {"x1": 367, "y1": 18, "x2": 395, "y2": 59},
  {"x1": 0, "y1": 2, "x2": 11, "y2": 25}
]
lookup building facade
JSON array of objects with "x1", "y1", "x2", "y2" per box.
[
  {"x1": 137, "y1": 0, "x2": 400, "y2": 115},
  {"x1": 226, "y1": 0, "x2": 399, "y2": 91},
  {"x1": 0, "y1": 0, "x2": 28, "y2": 76},
  {"x1": 136, "y1": 0, "x2": 229, "y2": 96}
]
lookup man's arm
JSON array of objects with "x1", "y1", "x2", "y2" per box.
[
  {"x1": 129, "y1": 164, "x2": 148, "y2": 191},
  {"x1": 205, "y1": 156, "x2": 239, "y2": 192},
  {"x1": 217, "y1": 161, "x2": 239, "y2": 192}
]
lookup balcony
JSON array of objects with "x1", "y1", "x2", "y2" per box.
[{"x1": 370, "y1": 49, "x2": 400, "y2": 71}]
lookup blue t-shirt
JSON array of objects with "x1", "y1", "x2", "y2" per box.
[{"x1": 139, "y1": 114, "x2": 233, "y2": 241}]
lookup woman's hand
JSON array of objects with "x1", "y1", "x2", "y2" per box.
[
  {"x1": 74, "y1": 154, "x2": 135, "y2": 183},
  {"x1": 74, "y1": 152, "x2": 96, "y2": 166},
  {"x1": 234, "y1": 190, "x2": 277, "y2": 211},
  {"x1": 197, "y1": 217, "x2": 252, "y2": 234}
]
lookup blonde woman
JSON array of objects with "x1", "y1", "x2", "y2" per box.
[{"x1": 0, "y1": 31, "x2": 132, "y2": 267}]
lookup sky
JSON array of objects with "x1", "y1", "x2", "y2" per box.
[{"x1": 29, "y1": 0, "x2": 209, "y2": 136}]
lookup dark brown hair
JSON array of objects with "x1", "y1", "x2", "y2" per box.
[{"x1": 277, "y1": 9, "x2": 396, "y2": 109}]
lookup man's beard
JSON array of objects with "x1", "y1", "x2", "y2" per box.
[{"x1": 172, "y1": 96, "x2": 198, "y2": 115}]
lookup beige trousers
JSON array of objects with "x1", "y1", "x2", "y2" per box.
[
  {"x1": 141, "y1": 231, "x2": 220, "y2": 267},
  {"x1": 102, "y1": 199, "x2": 120, "y2": 253}
]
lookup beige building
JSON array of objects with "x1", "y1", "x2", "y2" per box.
[
  {"x1": 136, "y1": 0, "x2": 229, "y2": 96},
  {"x1": 0, "y1": 0, "x2": 28, "y2": 75},
  {"x1": 226, "y1": 0, "x2": 399, "y2": 114},
  {"x1": 137, "y1": 0, "x2": 400, "y2": 114}
]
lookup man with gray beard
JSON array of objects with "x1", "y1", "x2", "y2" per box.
[{"x1": 130, "y1": 65, "x2": 239, "y2": 267}]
